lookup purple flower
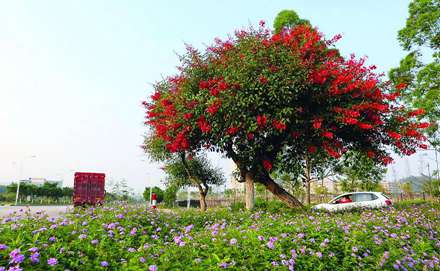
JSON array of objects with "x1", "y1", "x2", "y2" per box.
[
  {"x1": 0, "y1": 267, "x2": 4, "y2": 271},
  {"x1": 91, "y1": 239, "x2": 99, "y2": 245},
  {"x1": 257, "y1": 235, "x2": 264, "y2": 241},
  {"x1": 9, "y1": 249, "x2": 25, "y2": 264},
  {"x1": 28, "y1": 247, "x2": 39, "y2": 253},
  {"x1": 30, "y1": 252, "x2": 40, "y2": 263},
  {"x1": 219, "y1": 262, "x2": 228, "y2": 268},
  {"x1": 352, "y1": 246, "x2": 358, "y2": 253},
  {"x1": 100, "y1": 261, "x2": 109, "y2": 267},
  {"x1": 139, "y1": 257, "x2": 146, "y2": 263},
  {"x1": 229, "y1": 238, "x2": 237, "y2": 245},
  {"x1": 0, "y1": 244, "x2": 8, "y2": 250},
  {"x1": 79, "y1": 234, "x2": 87, "y2": 239},
  {"x1": 47, "y1": 257, "x2": 58, "y2": 266},
  {"x1": 185, "y1": 224, "x2": 194, "y2": 233},
  {"x1": 48, "y1": 236, "x2": 56, "y2": 242},
  {"x1": 316, "y1": 252, "x2": 323, "y2": 258},
  {"x1": 127, "y1": 247, "x2": 136, "y2": 253},
  {"x1": 390, "y1": 233, "x2": 398, "y2": 238},
  {"x1": 130, "y1": 228, "x2": 137, "y2": 236},
  {"x1": 116, "y1": 214, "x2": 124, "y2": 219},
  {"x1": 149, "y1": 265, "x2": 158, "y2": 271},
  {"x1": 7, "y1": 267, "x2": 22, "y2": 271},
  {"x1": 271, "y1": 261, "x2": 278, "y2": 266}
]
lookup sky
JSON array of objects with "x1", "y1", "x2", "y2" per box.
[{"x1": 0, "y1": 0, "x2": 438, "y2": 193}]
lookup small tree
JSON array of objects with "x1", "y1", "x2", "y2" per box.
[
  {"x1": 163, "y1": 155, "x2": 225, "y2": 211},
  {"x1": 337, "y1": 151, "x2": 386, "y2": 192},
  {"x1": 163, "y1": 184, "x2": 178, "y2": 207}
]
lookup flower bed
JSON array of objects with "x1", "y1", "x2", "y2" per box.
[{"x1": 0, "y1": 203, "x2": 439, "y2": 270}]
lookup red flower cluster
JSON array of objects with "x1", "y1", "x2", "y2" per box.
[
  {"x1": 259, "y1": 76, "x2": 268, "y2": 85},
  {"x1": 272, "y1": 119, "x2": 286, "y2": 131},
  {"x1": 308, "y1": 146, "x2": 317, "y2": 153},
  {"x1": 262, "y1": 160, "x2": 272, "y2": 171},
  {"x1": 257, "y1": 115, "x2": 267, "y2": 127},
  {"x1": 321, "y1": 131, "x2": 334, "y2": 139},
  {"x1": 387, "y1": 131, "x2": 402, "y2": 140},
  {"x1": 227, "y1": 126, "x2": 239, "y2": 135},
  {"x1": 199, "y1": 78, "x2": 229, "y2": 97},
  {"x1": 197, "y1": 116, "x2": 211, "y2": 133},
  {"x1": 313, "y1": 118, "x2": 322, "y2": 129},
  {"x1": 206, "y1": 100, "x2": 222, "y2": 115},
  {"x1": 408, "y1": 108, "x2": 425, "y2": 117}
]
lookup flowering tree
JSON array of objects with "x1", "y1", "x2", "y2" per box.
[{"x1": 143, "y1": 22, "x2": 429, "y2": 208}]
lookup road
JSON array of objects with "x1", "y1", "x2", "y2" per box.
[{"x1": 0, "y1": 205, "x2": 73, "y2": 218}]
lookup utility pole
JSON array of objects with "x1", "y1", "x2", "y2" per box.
[
  {"x1": 435, "y1": 150, "x2": 439, "y2": 180},
  {"x1": 427, "y1": 163, "x2": 431, "y2": 181},
  {"x1": 187, "y1": 187, "x2": 190, "y2": 209},
  {"x1": 15, "y1": 155, "x2": 36, "y2": 206}
]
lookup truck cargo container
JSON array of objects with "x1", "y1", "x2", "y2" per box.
[{"x1": 73, "y1": 172, "x2": 105, "y2": 206}]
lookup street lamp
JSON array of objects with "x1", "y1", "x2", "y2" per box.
[{"x1": 15, "y1": 155, "x2": 37, "y2": 206}]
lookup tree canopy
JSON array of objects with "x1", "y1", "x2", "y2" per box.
[{"x1": 143, "y1": 21, "x2": 429, "y2": 207}]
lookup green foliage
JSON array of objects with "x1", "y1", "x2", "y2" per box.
[
  {"x1": 163, "y1": 185, "x2": 178, "y2": 207},
  {"x1": 143, "y1": 186, "x2": 164, "y2": 203},
  {"x1": 422, "y1": 179, "x2": 440, "y2": 196},
  {"x1": 337, "y1": 151, "x2": 386, "y2": 192},
  {"x1": 390, "y1": 0, "x2": 440, "y2": 145},
  {"x1": 273, "y1": 10, "x2": 310, "y2": 34},
  {"x1": 401, "y1": 182, "x2": 414, "y2": 194},
  {"x1": 397, "y1": 0, "x2": 439, "y2": 50}
]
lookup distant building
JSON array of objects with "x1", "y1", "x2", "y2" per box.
[
  {"x1": 388, "y1": 182, "x2": 402, "y2": 195},
  {"x1": 21, "y1": 178, "x2": 63, "y2": 188}
]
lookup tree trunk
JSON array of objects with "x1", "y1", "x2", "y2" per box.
[
  {"x1": 199, "y1": 192, "x2": 207, "y2": 212},
  {"x1": 260, "y1": 173, "x2": 303, "y2": 208},
  {"x1": 304, "y1": 156, "x2": 312, "y2": 205},
  {"x1": 245, "y1": 172, "x2": 255, "y2": 210},
  {"x1": 306, "y1": 179, "x2": 311, "y2": 205}
]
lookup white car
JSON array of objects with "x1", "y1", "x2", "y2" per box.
[{"x1": 313, "y1": 192, "x2": 392, "y2": 211}]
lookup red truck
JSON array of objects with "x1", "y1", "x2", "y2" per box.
[{"x1": 73, "y1": 172, "x2": 105, "y2": 206}]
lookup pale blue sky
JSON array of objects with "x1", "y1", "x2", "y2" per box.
[{"x1": 0, "y1": 0, "x2": 436, "y2": 192}]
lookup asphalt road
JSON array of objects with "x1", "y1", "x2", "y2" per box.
[{"x1": 0, "y1": 205, "x2": 73, "y2": 218}]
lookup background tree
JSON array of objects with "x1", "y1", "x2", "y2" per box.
[
  {"x1": 143, "y1": 186, "x2": 164, "y2": 203},
  {"x1": 389, "y1": 0, "x2": 440, "y2": 147},
  {"x1": 401, "y1": 182, "x2": 414, "y2": 195},
  {"x1": 273, "y1": 10, "x2": 310, "y2": 34},
  {"x1": 163, "y1": 184, "x2": 178, "y2": 207},
  {"x1": 143, "y1": 20, "x2": 429, "y2": 209},
  {"x1": 162, "y1": 154, "x2": 225, "y2": 211},
  {"x1": 143, "y1": 135, "x2": 225, "y2": 211},
  {"x1": 337, "y1": 151, "x2": 386, "y2": 192}
]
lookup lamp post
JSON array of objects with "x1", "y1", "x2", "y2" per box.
[{"x1": 15, "y1": 155, "x2": 36, "y2": 206}]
